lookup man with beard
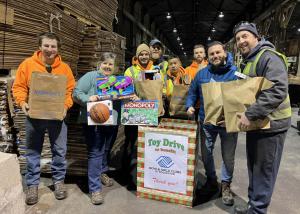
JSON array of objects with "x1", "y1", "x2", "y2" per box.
[
  {"x1": 125, "y1": 43, "x2": 154, "y2": 78},
  {"x1": 233, "y1": 22, "x2": 291, "y2": 214},
  {"x1": 149, "y1": 39, "x2": 168, "y2": 92},
  {"x1": 123, "y1": 43, "x2": 154, "y2": 189},
  {"x1": 186, "y1": 41, "x2": 238, "y2": 206},
  {"x1": 185, "y1": 44, "x2": 208, "y2": 80}
]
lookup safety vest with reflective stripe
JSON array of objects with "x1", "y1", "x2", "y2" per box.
[
  {"x1": 239, "y1": 48, "x2": 291, "y2": 120},
  {"x1": 159, "y1": 61, "x2": 168, "y2": 94},
  {"x1": 128, "y1": 61, "x2": 168, "y2": 94}
]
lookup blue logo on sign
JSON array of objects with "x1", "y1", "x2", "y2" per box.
[{"x1": 156, "y1": 156, "x2": 174, "y2": 168}]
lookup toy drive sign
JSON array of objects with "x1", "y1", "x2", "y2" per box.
[
  {"x1": 144, "y1": 132, "x2": 188, "y2": 194},
  {"x1": 137, "y1": 120, "x2": 198, "y2": 207}
]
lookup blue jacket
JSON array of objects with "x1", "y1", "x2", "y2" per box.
[{"x1": 186, "y1": 52, "x2": 238, "y2": 123}]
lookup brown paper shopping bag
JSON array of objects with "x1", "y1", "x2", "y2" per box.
[
  {"x1": 221, "y1": 77, "x2": 273, "y2": 132},
  {"x1": 134, "y1": 79, "x2": 164, "y2": 116},
  {"x1": 28, "y1": 72, "x2": 67, "y2": 120},
  {"x1": 202, "y1": 82, "x2": 224, "y2": 126},
  {"x1": 169, "y1": 84, "x2": 189, "y2": 117}
]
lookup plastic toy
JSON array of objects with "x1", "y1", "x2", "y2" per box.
[{"x1": 114, "y1": 76, "x2": 133, "y2": 94}]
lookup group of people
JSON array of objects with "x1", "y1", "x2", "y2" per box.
[{"x1": 12, "y1": 21, "x2": 291, "y2": 214}]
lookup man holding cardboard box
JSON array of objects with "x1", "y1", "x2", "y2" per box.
[
  {"x1": 12, "y1": 32, "x2": 75, "y2": 205},
  {"x1": 186, "y1": 41, "x2": 238, "y2": 206},
  {"x1": 234, "y1": 22, "x2": 291, "y2": 214}
]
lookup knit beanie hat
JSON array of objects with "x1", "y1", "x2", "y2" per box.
[
  {"x1": 136, "y1": 44, "x2": 150, "y2": 57},
  {"x1": 234, "y1": 22, "x2": 259, "y2": 37}
]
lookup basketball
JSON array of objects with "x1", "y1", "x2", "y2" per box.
[{"x1": 89, "y1": 103, "x2": 110, "y2": 123}]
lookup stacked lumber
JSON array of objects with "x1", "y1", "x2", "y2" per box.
[
  {"x1": 65, "y1": 104, "x2": 88, "y2": 175},
  {"x1": 50, "y1": 0, "x2": 118, "y2": 31},
  {"x1": 0, "y1": 77, "x2": 14, "y2": 153},
  {"x1": 77, "y1": 27, "x2": 126, "y2": 77},
  {"x1": 0, "y1": 0, "x2": 85, "y2": 76}
]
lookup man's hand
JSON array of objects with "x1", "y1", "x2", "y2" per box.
[
  {"x1": 89, "y1": 95, "x2": 99, "y2": 102},
  {"x1": 217, "y1": 120, "x2": 226, "y2": 127},
  {"x1": 21, "y1": 102, "x2": 29, "y2": 115},
  {"x1": 63, "y1": 108, "x2": 67, "y2": 119},
  {"x1": 187, "y1": 107, "x2": 195, "y2": 115},
  {"x1": 237, "y1": 112, "x2": 251, "y2": 130},
  {"x1": 130, "y1": 94, "x2": 140, "y2": 101}
]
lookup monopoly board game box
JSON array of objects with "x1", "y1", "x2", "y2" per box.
[
  {"x1": 137, "y1": 119, "x2": 198, "y2": 207},
  {"x1": 121, "y1": 100, "x2": 158, "y2": 126}
]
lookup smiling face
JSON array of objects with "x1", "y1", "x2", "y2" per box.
[
  {"x1": 235, "y1": 30, "x2": 259, "y2": 57},
  {"x1": 138, "y1": 51, "x2": 150, "y2": 67},
  {"x1": 39, "y1": 38, "x2": 58, "y2": 65},
  {"x1": 208, "y1": 44, "x2": 227, "y2": 67},
  {"x1": 100, "y1": 58, "x2": 115, "y2": 76},
  {"x1": 150, "y1": 44, "x2": 162, "y2": 60},
  {"x1": 193, "y1": 47, "x2": 206, "y2": 63}
]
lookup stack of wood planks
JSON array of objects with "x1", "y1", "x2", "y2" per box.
[
  {"x1": 50, "y1": 0, "x2": 118, "y2": 32},
  {"x1": 0, "y1": 0, "x2": 85, "y2": 75},
  {"x1": 77, "y1": 27, "x2": 126, "y2": 77},
  {"x1": 0, "y1": 77, "x2": 14, "y2": 153},
  {"x1": 1, "y1": 0, "x2": 127, "y2": 176}
]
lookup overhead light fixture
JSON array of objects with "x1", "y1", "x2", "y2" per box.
[
  {"x1": 184, "y1": 52, "x2": 186, "y2": 55},
  {"x1": 208, "y1": 36, "x2": 211, "y2": 41},
  {"x1": 298, "y1": 28, "x2": 300, "y2": 32},
  {"x1": 177, "y1": 37, "x2": 180, "y2": 41},
  {"x1": 181, "y1": 47, "x2": 184, "y2": 50},
  {"x1": 166, "y1": 12, "x2": 171, "y2": 19},
  {"x1": 173, "y1": 28, "x2": 177, "y2": 33},
  {"x1": 211, "y1": 27, "x2": 216, "y2": 32},
  {"x1": 179, "y1": 42, "x2": 183, "y2": 46},
  {"x1": 218, "y1": 11, "x2": 224, "y2": 18}
]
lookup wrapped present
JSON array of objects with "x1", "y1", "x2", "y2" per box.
[{"x1": 137, "y1": 119, "x2": 198, "y2": 207}]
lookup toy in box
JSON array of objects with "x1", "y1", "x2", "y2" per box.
[
  {"x1": 97, "y1": 75, "x2": 134, "y2": 100},
  {"x1": 121, "y1": 100, "x2": 158, "y2": 126},
  {"x1": 87, "y1": 100, "x2": 118, "y2": 125}
]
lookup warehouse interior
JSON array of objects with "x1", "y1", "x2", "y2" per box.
[{"x1": 0, "y1": 0, "x2": 300, "y2": 213}]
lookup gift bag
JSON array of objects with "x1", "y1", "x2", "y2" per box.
[
  {"x1": 134, "y1": 79, "x2": 164, "y2": 116},
  {"x1": 169, "y1": 84, "x2": 189, "y2": 117},
  {"x1": 201, "y1": 82, "x2": 224, "y2": 126},
  {"x1": 28, "y1": 72, "x2": 66, "y2": 120},
  {"x1": 221, "y1": 77, "x2": 273, "y2": 132}
]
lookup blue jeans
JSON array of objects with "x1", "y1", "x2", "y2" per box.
[
  {"x1": 25, "y1": 118, "x2": 67, "y2": 187},
  {"x1": 101, "y1": 126, "x2": 118, "y2": 173},
  {"x1": 200, "y1": 124, "x2": 238, "y2": 182},
  {"x1": 84, "y1": 125, "x2": 118, "y2": 193}
]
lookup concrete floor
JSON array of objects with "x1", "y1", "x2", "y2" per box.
[{"x1": 24, "y1": 108, "x2": 300, "y2": 214}]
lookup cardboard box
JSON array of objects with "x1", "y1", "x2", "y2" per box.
[{"x1": 137, "y1": 119, "x2": 198, "y2": 207}]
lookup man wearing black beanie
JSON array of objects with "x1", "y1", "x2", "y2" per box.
[{"x1": 234, "y1": 21, "x2": 291, "y2": 214}]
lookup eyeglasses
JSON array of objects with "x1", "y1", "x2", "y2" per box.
[
  {"x1": 233, "y1": 21, "x2": 257, "y2": 33},
  {"x1": 152, "y1": 45, "x2": 161, "y2": 50}
]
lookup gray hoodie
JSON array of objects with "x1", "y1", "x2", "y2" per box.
[{"x1": 241, "y1": 39, "x2": 291, "y2": 133}]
